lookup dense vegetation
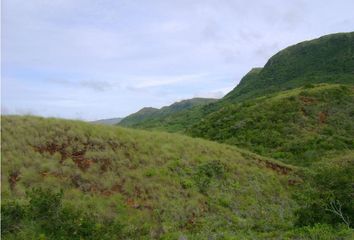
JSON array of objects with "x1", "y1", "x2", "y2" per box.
[{"x1": 189, "y1": 84, "x2": 354, "y2": 166}]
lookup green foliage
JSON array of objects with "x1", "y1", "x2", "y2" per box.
[
  {"x1": 295, "y1": 155, "x2": 354, "y2": 228},
  {"x1": 1, "y1": 201, "x2": 26, "y2": 235},
  {"x1": 193, "y1": 160, "x2": 225, "y2": 194},
  {"x1": 285, "y1": 224, "x2": 353, "y2": 240},
  {"x1": 189, "y1": 84, "x2": 354, "y2": 166},
  {"x1": 1, "y1": 188, "x2": 124, "y2": 240}
]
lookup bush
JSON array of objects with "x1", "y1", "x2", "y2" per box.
[
  {"x1": 193, "y1": 160, "x2": 225, "y2": 194},
  {"x1": 1, "y1": 188, "x2": 124, "y2": 240},
  {"x1": 1, "y1": 201, "x2": 26, "y2": 235},
  {"x1": 295, "y1": 160, "x2": 354, "y2": 228}
]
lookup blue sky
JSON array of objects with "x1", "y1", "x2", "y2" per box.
[{"x1": 2, "y1": 0, "x2": 354, "y2": 120}]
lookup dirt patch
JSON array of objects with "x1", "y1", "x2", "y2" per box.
[
  {"x1": 300, "y1": 96, "x2": 316, "y2": 105},
  {"x1": 318, "y1": 111, "x2": 328, "y2": 124},
  {"x1": 9, "y1": 170, "x2": 21, "y2": 190},
  {"x1": 260, "y1": 159, "x2": 292, "y2": 175}
]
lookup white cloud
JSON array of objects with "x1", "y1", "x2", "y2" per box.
[{"x1": 130, "y1": 73, "x2": 208, "y2": 88}]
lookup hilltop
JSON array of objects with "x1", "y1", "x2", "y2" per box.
[{"x1": 224, "y1": 32, "x2": 354, "y2": 102}]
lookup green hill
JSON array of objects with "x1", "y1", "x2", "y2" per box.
[
  {"x1": 119, "y1": 107, "x2": 159, "y2": 127},
  {"x1": 189, "y1": 84, "x2": 354, "y2": 166},
  {"x1": 119, "y1": 98, "x2": 217, "y2": 131},
  {"x1": 1, "y1": 116, "x2": 299, "y2": 239},
  {"x1": 2, "y1": 116, "x2": 353, "y2": 239},
  {"x1": 224, "y1": 32, "x2": 354, "y2": 102}
]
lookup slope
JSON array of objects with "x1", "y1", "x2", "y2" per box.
[
  {"x1": 189, "y1": 84, "x2": 354, "y2": 166},
  {"x1": 2, "y1": 116, "x2": 299, "y2": 239}
]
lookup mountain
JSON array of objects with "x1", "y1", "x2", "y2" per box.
[
  {"x1": 224, "y1": 32, "x2": 354, "y2": 102},
  {"x1": 91, "y1": 117, "x2": 123, "y2": 125},
  {"x1": 2, "y1": 116, "x2": 299, "y2": 239},
  {"x1": 119, "y1": 98, "x2": 217, "y2": 131}
]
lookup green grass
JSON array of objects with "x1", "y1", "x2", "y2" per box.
[{"x1": 2, "y1": 115, "x2": 301, "y2": 239}]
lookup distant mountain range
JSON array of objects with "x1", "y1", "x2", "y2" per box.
[{"x1": 119, "y1": 97, "x2": 217, "y2": 132}]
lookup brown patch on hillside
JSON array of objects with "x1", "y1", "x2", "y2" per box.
[
  {"x1": 288, "y1": 178, "x2": 303, "y2": 186},
  {"x1": 265, "y1": 161, "x2": 291, "y2": 175},
  {"x1": 9, "y1": 170, "x2": 21, "y2": 190},
  {"x1": 318, "y1": 111, "x2": 328, "y2": 124},
  {"x1": 32, "y1": 137, "x2": 139, "y2": 173},
  {"x1": 257, "y1": 159, "x2": 292, "y2": 175},
  {"x1": 300, "y1": 96, "x2": 316, "y2": 105}
]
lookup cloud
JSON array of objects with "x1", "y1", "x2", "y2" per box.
[
  {"x1": 48, "y1": 79, "x2": 113, "y2": 92},
  {"x1": 130, "y1": 73, "x2": 208, "y2": 89},
  {"x1": 193, "y1": 86, "x2": 235, "y2": 99}
]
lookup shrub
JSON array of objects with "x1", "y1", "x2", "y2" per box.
[
  {"x1": 1, "y1": 201, "x2": 26, "y2": 235},
  {"x1": 193, "y1": 160, "x2": 225, "y2": 194},
  {"x1": 1, "y1": 188, "x2": 124, "y2": 240}
]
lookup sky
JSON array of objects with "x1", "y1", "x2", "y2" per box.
[{"x1": 2, "y1": 0, "x2": 354, "y2": 121}]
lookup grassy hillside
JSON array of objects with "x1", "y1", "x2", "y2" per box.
[
  {"x1": 2, "y1": 116, "x2": 353, "y2": 239},
  {"x1": 2, "y1": 116, "x2": 302, "y2": 239},
  {"x1": 119, "y1": 98, "x2": 217, "y2": 131},
  {"x1": 189, "y1": 84, "x2": 354, "y2": 166},
  {"x1": 224, "y1": 32, "x2": 354, "y2": 102}
]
